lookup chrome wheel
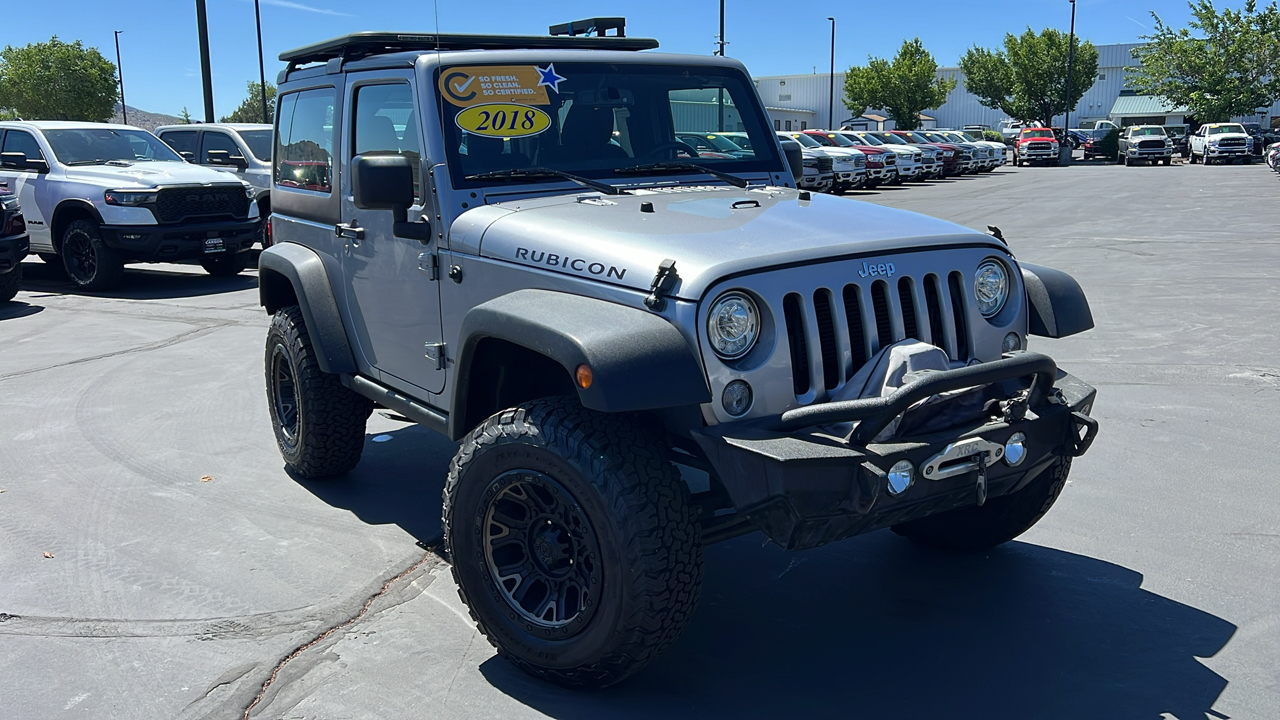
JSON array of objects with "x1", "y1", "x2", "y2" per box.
[{"x1": 483, "y1": 470, "x2": 602, "y2": 633}]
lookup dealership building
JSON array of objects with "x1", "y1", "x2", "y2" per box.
[{"x1": 753, "y1": 42, "x2": 1279, "y2": 131}]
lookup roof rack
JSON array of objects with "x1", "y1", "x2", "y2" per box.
[
  {"x1": 549, "y1": 17, "x2": 628, "y2": 37},
  {"x1": 279, "y1": 31, "x2": 658, "y2": 71}
]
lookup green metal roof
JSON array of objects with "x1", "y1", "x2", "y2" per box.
[{"x1": 1109, "y1": 95, "x2": 1188, "y2": 116}]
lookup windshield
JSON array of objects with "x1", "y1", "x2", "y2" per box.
[
  {"x1": 1131, "y1": 127, "x2": 1167, "y2": 137},
  {"x1": 719, "y1": 133, "x2": 755, "y2": 151},
  {"x1": 1208, "y1": 124, "x2": 1245, "y2": 135},
  {"x1": 237, "y1": 129, "x2": 273, "y2": 161},
  {"x1": 43, "y1": 128, "x2": 183, "y2": 165},
  {"x1": 1023, "y1": 129, "x2": 1055, "y2": 139},
  {"x1": 872, "y1": 132, "x2": 910, "y2": 145},
  {"x1": 437, "y1": 63, "x2": 781, "y2": 187},
  {"x1": 784, "y1": 132, "x2": 822, "y2": 148},
  {"x1": 853, "y1": 133, "x2": 884, "y2": 146},
  {"x1": 821, "y1": 133, "x2": 856, "y2": 147},
  {"x1": 802, "y1": 133, "x2": 836, "y2": 146},
  {"x1": 961, "y1": 132, "x2": 984, "y2": 142}
]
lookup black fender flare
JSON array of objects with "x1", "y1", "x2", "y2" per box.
[
  {"x1": 258, "y1": 242, "x2": 357, "y2": 374},
  {"x1": 1020, "y1": 262, "x2": 1094, "y2": 338},
  {"x1": 51, "y1": 200, "x2": 105, "y2": 246},
  {"x1": 451, "y1": 289, "x2": 711, "y2": 436}
]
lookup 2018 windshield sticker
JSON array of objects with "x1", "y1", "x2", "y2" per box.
[
  {"x1": 515, "y1": 247, "x2": 627, "y2": 279},
  {"x1": 439, "y1": 66, "x2": 554, "y2": 107},
  {"x1": 457, "y1": 103, "x2": 552, "y2": 139}
]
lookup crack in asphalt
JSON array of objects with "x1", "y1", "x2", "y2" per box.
[
  {"x1": 242, "y1": 552, "x2": 438, "y2": 719},
  {"x1": 0, "y1": 324, "x2": 227, "y2": 382}
]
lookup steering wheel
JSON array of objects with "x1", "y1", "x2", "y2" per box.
[{"x1": 646, "y1": 141, "x2": 700, "y2": 159}]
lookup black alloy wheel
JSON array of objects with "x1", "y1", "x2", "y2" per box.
[
  {"x1": 60, "y1": 219, "x2": 124, "y2": 291},
  {"x1": 270, "y1": 343, "x2": 300, "y2": 450}
]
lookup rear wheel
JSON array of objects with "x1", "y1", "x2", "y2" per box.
[
  {"x1": 445, "y1": 398, "x2": 703, "y2": 688},
  {"x1": 892, "y1": 457, "x2": 1073, "y2": 552},
  {"x1": 0, "y1": 265, "x2": 20, "y2": 303},
  {"x1": 61, "y1": 219, "x2": 125, "y2": 291},
  {"x1": 265, "y1": 306, "x2": 372, "y2": 478},
  {"x1": 200, "y1": 252, "x2": 248, "y2": 277}
]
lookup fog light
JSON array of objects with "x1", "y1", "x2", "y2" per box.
[
  {"x1": 887, "y1": 460, "x2": 914, "y2": 495},
  {"x1": 1004, "y1": 432, "x2": 1027, "y2": 466},
  {"x1": 122, "y1": 234, "x2": 144, "y2": 240},
  {"x1": 1002, "y1": 332, "x2": 1022, "y2": 353},
  {"x1": 721, "y1": 380, "x2": 752, "y2": 417}
]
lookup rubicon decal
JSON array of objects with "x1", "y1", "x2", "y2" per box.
[{"x1": 515, "y1": 247, "x2": 627, "y2": 279}]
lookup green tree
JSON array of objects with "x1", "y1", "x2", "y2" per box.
[
  {"x1": 842, "y1": 39, "x2": 956, "y2": 131},
  {"x1": 960, "y1": 28, "x2": 1100, "y2": 127},
  {"x1": 219, "y1": 81, "x2": 277, "y2": 124},
  {"x1": 179, "y1": 107, "x2": 193, "y2": 124},
  {"x1": 0, "y1": 37, "x2": 118, "y2": 122},
  {"x1": 1129, "y1": 0, "x2": 1280, "y2": 122}
]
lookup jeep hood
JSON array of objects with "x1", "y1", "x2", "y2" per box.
[
  {"x1": 61, "y1": 161, "x2": 244, "y2": 189},
  {"x1": 465, "y1": 187, "x2": 1002, "y2": 301}
]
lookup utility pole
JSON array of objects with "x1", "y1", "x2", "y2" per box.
[
  {"x1": 1060, "y1": 0, "x2": 1077, "y2": 165},
  {"x1": 196, "y1": 0, "x2": 215, "y2": 123},
  {"x1": 716, "y1": 0, "x2": 726, "y2": 132},
  {"x1": 255, "y1": 0, "x2": 269, "y2": 123},
  {"x1": 114, "y1": 31, "x2": 127, "y2": 126},
  {"x1": 827, "y1": 17, "x2": 836, "y2": 129}
]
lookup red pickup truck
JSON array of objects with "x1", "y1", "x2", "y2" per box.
[{"x1": 1014, "y1": 128, "x2": 1061, "y2": 166}]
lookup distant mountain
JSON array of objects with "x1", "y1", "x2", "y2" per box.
[{"x1": 111, "y1": 104, "x2": 184, "y2": 131}]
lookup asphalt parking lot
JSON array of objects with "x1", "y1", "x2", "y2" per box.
[{"x1": 3, "y1": 160, "x2": 1279, "y2": 719}]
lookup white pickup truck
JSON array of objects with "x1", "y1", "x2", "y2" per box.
[
  {"x1": 0, "y1": 121, "x2": 260, "y2": 290},
  {"x1": 1188, "y1": 123, "x2": 1255, "y2": 165}
]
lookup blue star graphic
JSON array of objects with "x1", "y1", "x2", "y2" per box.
[{"x1": 536, "y1": 64, "x2": 567, "y2": 93}]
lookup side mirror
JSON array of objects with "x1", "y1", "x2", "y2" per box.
[
  {"x1": 351, "y1": 154, "x2": 431, "y2": 242},
  {"x1": 779, "y1": 139, "x2": 804, "y2": 183},
  {"x1": 0, "y1": 151, "x2": 47, "y2": 173},
  {"x1": 179, "y1": 151, "x2": 196, "y2": 162},
  {"x1": 206, "y1": 149, "x2": 247, "y2": 169}
]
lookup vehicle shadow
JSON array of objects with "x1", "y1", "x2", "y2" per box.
[
  {"x1": 481, "y1": 532, "x2": 1235, "y2": 720},
  {"x1": 0, "y1": 300, "x2": 43, "y2": 321},
  {"x1": 17, "y1": 258, "x2": 257, "y2": 300},
  {"x1": 291, "y1": 423, "x2": 456, "y2": 544}
]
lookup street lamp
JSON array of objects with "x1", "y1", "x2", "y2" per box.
[
  {"x1": 1060, "y1": 0, "x2": 1077, "y2": 165},
  {"x1": 827, "y1": 17, "x2": 836, "y2": 130},
  {"x1": 113, "y1": 31, "x2": 127, "y2": 126}
]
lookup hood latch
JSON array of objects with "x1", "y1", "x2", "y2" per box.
[{"x1": 644, "y1": 259, "x2": 679, "y2": 312}]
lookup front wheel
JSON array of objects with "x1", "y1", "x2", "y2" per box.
[
  {"x1": 0, "y1": 265, "x2": 20, "y2": 303},
  {"x1": 892, "y1": 456, "x2": 1072, "y2": 552},
  {"x1": 61, "y1": 219, "x2": 125, "y2": 291},
  {"x1": 445, "y1": 398, "x2": 703, "y2": 688},
  {"x1": 1163, "y1": 157, "x2": 1172, "y2": 166},
  {"x1": 201, "y1": 252, "x2": 248, "y2": 277},
  {"x1": 265, "y1": 306, "x2": 372, "y2": 478}
]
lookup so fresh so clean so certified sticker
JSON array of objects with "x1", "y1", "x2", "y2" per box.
[
  {"x1": 455, "y1": 103, "x2": 551, "y2": 139},
  {"x1": 439, "y1": 64, "x2": 566, "y2": 139}
]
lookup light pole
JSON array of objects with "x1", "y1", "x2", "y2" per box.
[
  {"x1": 114, "y1": 31, "x2": 127, "y2": 125},
  {"x1": 1060, "y1": 0, "x2": 1077, "y2": 165},
  {"x1": 196, "y1": 0, "x2": 215, "y2": 123},
  {"x1": 255, "y1": 0, "x2": 268, "y2": 123},
  {"x1": 716, "y1": 0, "x2": 726, "y2": 131},
  {"x1": 827, "y1": 17, "x2": 836, "y2": 129}
]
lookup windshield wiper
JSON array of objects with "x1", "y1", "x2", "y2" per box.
[
  {"x1": 66, "y1": 160, "x2": 110, "y2": 166},
  {"x1": 614, "y1": 162, "x2": 749, "y2": 188},
  {"x1": 464, "y1": 167, "x2": 624, "y2": 196}
]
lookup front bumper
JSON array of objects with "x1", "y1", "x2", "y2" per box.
[
  {"x1": 1128, "y1": 147, "x2": 1173, "y2": 158},
  {"x1": 0, "y1": 233, "x2": 30, "y2": 273},
  {"x1": 1206, "y1": 145, "x2": 1249, "y2": 156},
  {"x1": 99, "y1": 219, "x2": 261, "y2": 261},
  {"x1": 691, "y1": 353, "x2": 1097, "y2": 551},
  {"x1": 798, "y1": 174, "x2": 834, "y2": 191}
]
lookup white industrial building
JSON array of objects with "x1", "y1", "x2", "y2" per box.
[{"x1": 753, "y1": 42, "x2": 1279, "y2": 131}]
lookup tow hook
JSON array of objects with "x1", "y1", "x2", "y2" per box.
[
  {"x1": 973, "y1": 452, "x2": 989, "y2": 506},
  {"x1": 1070, "y1": 411, "x2": 1099, "y2": 457}
]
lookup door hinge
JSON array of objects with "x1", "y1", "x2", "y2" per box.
[
  {"x1": 418, "y1": 252, "x2": 438, "y2": 280},
  {"x1": 644, "y1": 258, "x2": 679, "y2": 312},
  {"x1": 424, "y1": 342, "x2": 447, "y2": 369}
]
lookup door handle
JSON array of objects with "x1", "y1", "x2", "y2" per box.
[{"x1": 335, "y1": 223, "x2": 365, "y2": 240}]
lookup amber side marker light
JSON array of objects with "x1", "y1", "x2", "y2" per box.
[{"x1": 576, "y1": 364, "x2": 593, "y2": 389}]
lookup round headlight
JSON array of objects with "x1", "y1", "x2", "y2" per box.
[
  {"x1": 707, "y1": 292, "x2": 760, "y2": 360},
  {"x1": 974, "y1": 259, "x2": 1010, "y2": 318}
]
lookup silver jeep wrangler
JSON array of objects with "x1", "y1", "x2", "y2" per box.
[{"x1": 260, "y1": 28, "x2": 1099, "y2": 688}]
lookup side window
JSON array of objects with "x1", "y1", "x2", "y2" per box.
[
  {"x1": 2, "y1": 130, "x2": 47, "y2": 166},
  {"x1": 159, "y1": 130, "x2": 198, "y2": 160},
  {"x1": 352, "y1": 83, "x2": 421, "y2": 198},
  {"x1": 200, "y1": 131, "x2": 243, "y2": 164},
  {"x1": 275, "y1": 88, "x2": 336, "y2": 193}
]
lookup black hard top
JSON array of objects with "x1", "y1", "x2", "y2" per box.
[{"x1": 279, "y1": 31, "x2": 660, "y2": 66}]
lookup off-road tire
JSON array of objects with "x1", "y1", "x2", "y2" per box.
[
  {"x1": 444, "y1": 397, "x2": 703, "y2": 689},
  {"x1": 1163, "y1": 157, "x2": 1172, "y2": 166},
  {"x1": 0, "y1": 265, "x2": 20, "y2": 303},
  {"x1": 264, "y1": 305, "x2": 372, "y2": 478},
  {"x1": 201, "y1": 252, "x2": 249, "y2": 277},
  {"x1": 61, "y1": 219, "x2": 125, "y2": 291},
  {"x1": 891, "y1": 456, "x2": 1072, "y2": 552}
]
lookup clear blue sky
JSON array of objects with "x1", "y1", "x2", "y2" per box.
[{"x1": 1, "y1": 0, "x2": 1231, "y2": 119}]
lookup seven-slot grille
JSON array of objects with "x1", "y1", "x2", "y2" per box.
[
  {"x1": 154, "y1": 186, "x2": 250, "y2": 224},
  {"x1": 782, "y1": 272, "x2": 972, "y2": 398}
]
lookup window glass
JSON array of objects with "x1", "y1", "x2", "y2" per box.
[
  {"x1": 42, "y1": 128, "x2": 181, "y2": 165},
  {"x1": 353, "y1": 83, "x2": 421, "y2": 197},
  {"x1": 275, "y1": 88, "x2": 336, "y2": 193},
  {"x1": 159, "y1": 130, "x2": 198, "y2": 160},
  {"x1": 238, "y1": 130, "x2": 273, "y2": 162},
  {"x1": 1, "y1": 130, "x2": 46, "y2": 164},
  {"x1": 200, "y1": 131, "x2": 244, "y2": 164}
]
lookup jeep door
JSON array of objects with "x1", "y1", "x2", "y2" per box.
[
  {"x1": 339, "y1": 72, "x2": 446, "y2": 395},
  {"x1": 0, "y1": 129, "x2": 52, "y2": 252}
]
